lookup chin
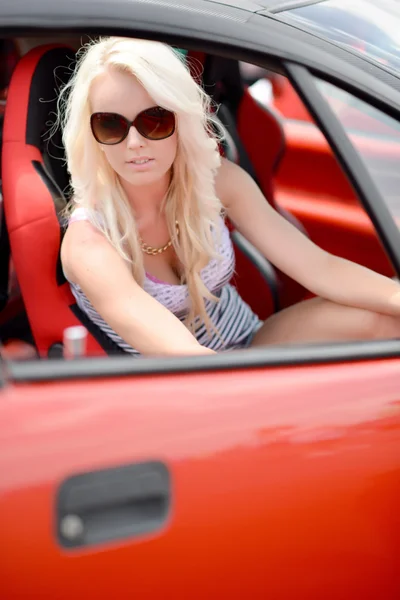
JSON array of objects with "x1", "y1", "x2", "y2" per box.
[{"x1": 121, "y1": 167, "x2": 171, "y2": 188}]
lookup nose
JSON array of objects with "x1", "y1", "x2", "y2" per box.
[{"x1": 126, "y1": 125, "x2": 144, "y2": 149}]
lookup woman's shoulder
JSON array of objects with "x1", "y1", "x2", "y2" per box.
[
  {"x1": 61, "y1": 207, "x2": 109, "y2": 283},
  {"x1": 68, "y1": 206, "x2": 90, "y2": 224},
  {"x1": 215, "y1": 157, "x2": 247, "y2": 209}
]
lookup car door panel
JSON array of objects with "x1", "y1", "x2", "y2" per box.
[{"x1": 1, "y1": 359, "x2": 399, "y2": 599}]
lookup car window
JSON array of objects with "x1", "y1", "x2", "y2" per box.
[
  {"x1": 314, "y1": 77, "x2": 400, "y2": 224},
  {"x1": 283, "y1": 0, "x2": 400, "y2": 74}
]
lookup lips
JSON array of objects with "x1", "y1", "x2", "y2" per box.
[{"x1": 127, "y1": 157, "x2": 154, "y2": 165}]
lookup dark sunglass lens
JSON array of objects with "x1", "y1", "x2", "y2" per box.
[
  {"x1": 91, "y1": 113, "x2": 129, "y2": 144},
  {"x1": 137, "y1": 108, "x2": 175, "y2": 140}
]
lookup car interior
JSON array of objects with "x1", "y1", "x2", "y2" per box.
[{"x1": 0, "y1": 34, "x2": 396, "y2": 360}]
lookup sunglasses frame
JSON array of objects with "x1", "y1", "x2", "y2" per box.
[{"x1": 90, "y1": 106, "x2": 176, "y2": 145}]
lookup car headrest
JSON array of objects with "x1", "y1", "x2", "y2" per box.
[
  {"x1": 3, "y1": 44, "x2": 75, "y2": 197},
  {"x1": 202, "y1": 55, "x2": 244, "y2": 112}
]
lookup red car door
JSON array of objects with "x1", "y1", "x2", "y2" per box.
[{"x1": 1, "y1": 355, "x2": 399, "y2": 599}]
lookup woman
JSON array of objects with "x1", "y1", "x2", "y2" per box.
[{"x1": 60, "y1": 37, "x2": 400, "y2": 357}]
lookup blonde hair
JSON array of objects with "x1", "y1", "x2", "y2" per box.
[{"x1": 59, "y1": 36, "x2": 225, "y2": 334}]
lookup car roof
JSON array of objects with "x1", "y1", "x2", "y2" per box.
[
  {"x1": 200, "y1": 0, "x2": 326, "y2": 11},
  {"x1": 1, "y1": 0, "x2": 400, "y2": 109}
]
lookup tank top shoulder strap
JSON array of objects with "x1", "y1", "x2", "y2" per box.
[{"x1": 69, "y1": 206, "x2": 90, "y2": 224}]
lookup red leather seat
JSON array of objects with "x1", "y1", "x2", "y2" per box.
[{"x1": 2, "y1": 45, "x2": 107, "y2": 357}]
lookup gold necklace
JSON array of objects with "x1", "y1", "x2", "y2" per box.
[{"x1": 140, "y1": 220, "x2": 179, "y2": 256}]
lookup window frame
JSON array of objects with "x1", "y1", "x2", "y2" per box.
[{"x1": 2, "y1": 27, "x2": 400, "y2": 381}]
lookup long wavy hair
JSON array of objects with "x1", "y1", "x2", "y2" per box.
[{"x1": 59, "y1": 36, "x2": 225, "y2": 334}]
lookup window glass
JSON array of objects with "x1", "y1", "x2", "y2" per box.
[
  {"x1": 315, "y1": 77, "x2": 400, "y2": 223},
  {"x1": 284, "y1": 0, "x2": 400, "y2": 74}
]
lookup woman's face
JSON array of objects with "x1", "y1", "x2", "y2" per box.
[{"x1": 90, "y1": 68, "x2": 178, "y2": 189}]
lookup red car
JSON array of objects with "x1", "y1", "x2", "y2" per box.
[{"x1": 0, "y1": 0, "x2": 399, "y2": 598}]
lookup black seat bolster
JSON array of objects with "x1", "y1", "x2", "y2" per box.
[{"x1": 230, "y1": 229, "x2": 280, "y2": 313}]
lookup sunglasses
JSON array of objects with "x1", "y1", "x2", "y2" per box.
[{"x1": 90, "y1": 106, "x2": 176, "y2": 145}]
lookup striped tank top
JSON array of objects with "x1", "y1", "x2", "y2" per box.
[{"x1": 66, "y1": 208, "x2": 262, "y2": 355}]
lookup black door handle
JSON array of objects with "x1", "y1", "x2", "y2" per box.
[{"x1": 56, "y1": 461, "x2": 171, "y2": 549}]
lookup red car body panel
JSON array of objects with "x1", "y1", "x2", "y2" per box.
[
  {"x1": 0, "y1": 20, "x2": 399, "y2": 597},
  {"x1": 1, "y1": 358, "x2": 399, "y2": 598}
]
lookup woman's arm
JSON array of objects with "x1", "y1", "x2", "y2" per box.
[
  {"x1": 62, "y1": 222, "x2": 215, "y2": 357},
  {"x1": 216, "y1": 158, "x2": 400, "y2": 317}
]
